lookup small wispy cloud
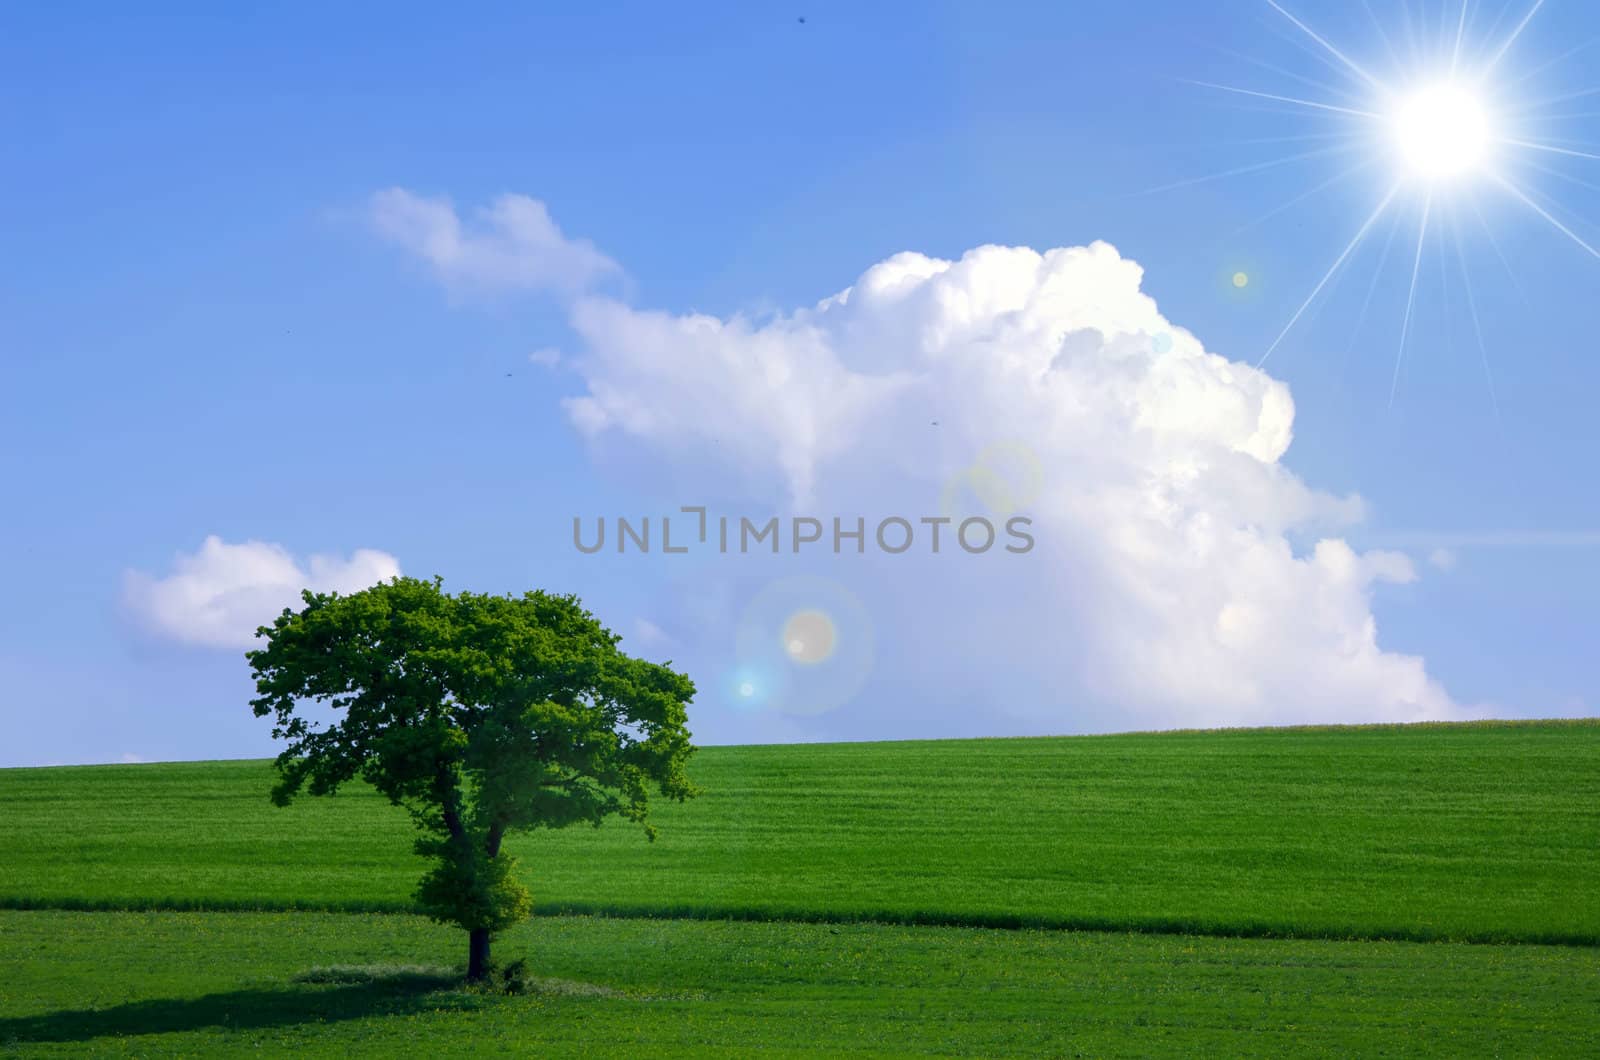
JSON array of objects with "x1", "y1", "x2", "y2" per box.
[
  {"x1": 633, "y1": 618, "x2": 672, "y2": 647},
  {"x1": 124, "y1": 536, "x2": 400, "y2": 649},
  {"x1": 369, "y1": 188, "x2": 619, "y2": 300}
]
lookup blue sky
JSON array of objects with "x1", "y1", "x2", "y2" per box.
[{"x1": 3, "y1": 1, "x2": 1598, "y2": 766}]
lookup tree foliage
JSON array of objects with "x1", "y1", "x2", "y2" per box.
[{"x1": 247, "y1": 576, "x2": 696, "y2": 976}]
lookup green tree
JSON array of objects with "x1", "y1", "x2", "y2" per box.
[{"x1": 247, "y1": 577, "x2": 697, "y2": 980}]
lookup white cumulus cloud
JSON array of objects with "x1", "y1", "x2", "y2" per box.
[
  {"x1": 124, "y1": 536, "x2": 400, "y2": 649},
  {"x1": 559, "y1": 240, "x2": 1459, "y2": 729},
  {"x1": 369, "y1": 188, "x2": 618, "y2": 298}
]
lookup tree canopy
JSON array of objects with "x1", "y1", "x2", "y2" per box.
[{"x1": 247, "y1": 576, "x2": 697, "y2": 978}]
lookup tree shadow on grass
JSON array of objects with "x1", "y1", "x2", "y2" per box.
[{"x1": 0, "y1": 971, "x2": 476, "y2": 1047}]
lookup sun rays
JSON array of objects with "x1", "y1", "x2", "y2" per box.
[{"x1": 1192, "y1": 1, "x2": 1599, "y2": 402}]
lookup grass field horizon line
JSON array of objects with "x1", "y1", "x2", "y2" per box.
[
  {"x1": 9, "y1": 714, "x2": 1598, "y2": 772},
  {"x1": 7, "y1": 896, "x2": 1599, "y2": 950}
]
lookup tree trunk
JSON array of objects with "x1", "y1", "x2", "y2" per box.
[{"x1": 467, "y1": 927, "x2": 491, "y2": 981}]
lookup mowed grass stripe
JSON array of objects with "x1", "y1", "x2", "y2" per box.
[
  {"x1": 2, "y1": 720, "x2": 1597, "y2": 946},
  {"x1": 1, "y1": 897, "x2": 1596, "y2": 949}
]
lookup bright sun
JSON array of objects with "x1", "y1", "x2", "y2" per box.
[
  {"x1": 1390, "y1": 82, "x2": 1494, "y2": 182},
  {"x1": 1189, "y1": 0, "x2": 1600, "y2": 403}
]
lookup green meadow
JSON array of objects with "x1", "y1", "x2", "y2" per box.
[
  {"x1": 4, "y1": 911, "x2": 1598, "y2": 1057},
  {"x1": 3, "y1": 720, "x2": 1599, "y2": 1054}
]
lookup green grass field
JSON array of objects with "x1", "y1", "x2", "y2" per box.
[
  {"x1": 3, "y1": 720, "x2": 1599, "y2": 1054},
  {"x1": 4, "y1": 911, "x2": 1597, "y2": 1057}
]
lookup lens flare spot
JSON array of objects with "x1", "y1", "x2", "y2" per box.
[
  {"x1": 1232, "y1": 271, "x2": 1250, "y2": 288},
  {"x1": 724, "y1": 660, "x2": 785, "y2": 711},
  {"x1": 940, "y1": 441, "x2": 1042, "y2": 521},
  {"x1": 782, "y1": 609, "x2": 837, "y2": 664}
]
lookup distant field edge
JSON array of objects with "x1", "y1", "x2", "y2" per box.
[
  {"x1": 4, "y1": 895, "x2": 1596, "y2": 949},
  {"x1": 6, "y1": 716, "x2": 1598, "y2": 771}
]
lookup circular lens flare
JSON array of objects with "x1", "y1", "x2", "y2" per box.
[
  {"x1": 782, "y1": 609, "x2": 837, "y2": 664},
  {"x1": 1391, "y1": 82, "x2": 1493, "y2": 182},
  {"x1": 734, "y1": 576, "x2": 875, "y2": 717}
]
